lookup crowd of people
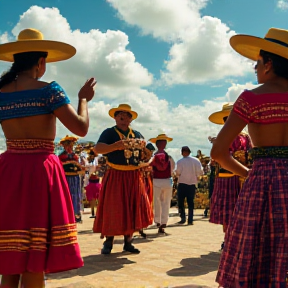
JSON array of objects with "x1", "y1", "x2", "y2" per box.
[{"x1": 0, "y1": 26, "x2": 288, "y2": 288}]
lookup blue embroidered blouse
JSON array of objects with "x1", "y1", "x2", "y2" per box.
[{"x1": 0, "y1": 81, "x2": 70, "y2": 122}]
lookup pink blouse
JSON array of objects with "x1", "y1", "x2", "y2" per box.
[{"x1": 233, "y1": 90, "x2": 288, "y2": 124}]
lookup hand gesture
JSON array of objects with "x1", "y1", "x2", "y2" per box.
[
  {"x1": 78, "y1": 78, "x2": 97, "y2": 102},
  {"x1": 112, "y1": 140, "x2": 125, "y2": 151}
]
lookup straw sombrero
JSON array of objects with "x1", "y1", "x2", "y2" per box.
[
  {"x1": 0, "y1": 28, "x2": 76, "y2": 62},
  {"x1": 59, "y1": 135, "x2": 79, "y2": 144},
  {"x1": 108, "y1": 104, "x2": 138, "y2": 120},
  {"x1": 149, "y1": 133, "x2": 173, "y2": 143},
  {"x1": 230, "y1": 27, "x2": 288, "y2": 61},
  {"x1": 208, "y1": 103, "x2": 233, "y2": 125}
]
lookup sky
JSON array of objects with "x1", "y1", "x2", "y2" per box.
[{"x1": 0, "y1": 0, "x2": 287, "y2": 160}]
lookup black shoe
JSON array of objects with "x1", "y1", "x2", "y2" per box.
[
  {"x1": 89, "y1": 215, "x2": 96, "y2": 218},
  {"x1": 178, "y1": 220, "x2": 186, "y2": 224},
  {"x1": 139, "y1": 230, "x2": 147, "y2": 238},
  {"x1": 123, "y1": 243, "x2": 140, "y2": 254},
  {"x1": 187, "y1": 222, "x2": 193, "y2": 225},
  {"x1": 220, "y1": 241, "x2": 225, "y2": 251},
  {"x1": 101, "y1": 242, "x2": 113, "y2": 255},
  {"x1": 158, "y1": 224, "x2": 166, "y2": 234}
]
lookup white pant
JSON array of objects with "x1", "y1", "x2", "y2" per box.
[{"x1": 153, "y1": 178, "x2": 172, "y2": 225}]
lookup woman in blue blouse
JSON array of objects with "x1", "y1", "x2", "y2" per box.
[{"x1": 0, "y1": 28, "x2": 96, "y2": 288}]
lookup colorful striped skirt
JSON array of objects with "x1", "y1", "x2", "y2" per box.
[
  {"x1": 216, "y1": 158, "x2": 288, "y2": 287},
  {"x1": 66, "y1": 175, "x2": 82, "y2": 216},
  {"x1": 209, "y1": 175, "x2": 240, "y2": 226},
  {"x1": 93, "y1": 168, "x2": 153, "y2": 236},
  {"x1": 0, "y1": 139, "x2": 83, "y2": 274}
]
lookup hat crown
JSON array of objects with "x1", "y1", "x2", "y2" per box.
[
  {"x1": 17, "y1": 28, "x2": 44, "y2": 41},
  {"x1": 265, "y1": 28, "x2": 288, "y2": 46},
  {"x1": 222, "y1": 103, "x2": 233, "y2": 112},
  {"x1": 117, "y1": 104, "x2": 132, "y2": 111}
]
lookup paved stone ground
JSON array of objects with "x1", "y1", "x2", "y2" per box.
[{"x1": 44, "y1": 208, "x2": 224, "y2": 288}]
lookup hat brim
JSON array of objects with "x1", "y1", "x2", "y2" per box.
[
  {"x1": 230, "y1": 34, "x2": 288, "y2": 61},
  {"x1": 208, "y1": 110, "x2": 231, "y2": 125},
  {"x1": 149, "y1": 137, "x2": 173, "y2": 143},
  {"x1": 108, "y1": 108, "x2": 138, "y2": 120},
  {"x1": 0, "y1": 40, "x2": 76, "y2": 62}
]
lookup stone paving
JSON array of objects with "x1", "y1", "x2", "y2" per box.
[{"x1": 46, "y1": 208, "x2": 224, "y2": 288}]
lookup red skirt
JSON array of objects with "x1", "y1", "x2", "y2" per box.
[
  {"x1": 0, "y1": 148, "x2": 83, "y2": 274},
  {"x1": 85, "y1": 182, "x2": 101, "y2": 201},
  {"x1": 93, "y1": 168, "x2": 153, "y2": 236}
]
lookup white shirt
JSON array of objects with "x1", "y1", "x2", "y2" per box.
[{"x1": 175, "y1": 156, "x2": 203, "y2": 185}]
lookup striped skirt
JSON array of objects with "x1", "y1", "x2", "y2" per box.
[
  {"x1": 0, "y1": 145, "x2": 83, "y2": 274},
  {"x1": 66, "y1": 175, "x2": 82, "y2": 216},
  {"x1": 209, "y1": 175, "x2": 240, "y2": 226},
  {"x1": 216, "y1": 158, "x2": 288, "y2": 287}
]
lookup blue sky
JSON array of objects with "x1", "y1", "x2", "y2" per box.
[{"x1": 0, "y1": 0, "x2": 288, "y2": 159}]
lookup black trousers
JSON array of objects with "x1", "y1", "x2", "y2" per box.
[{"x1": 177, "y1": 183, "x2": 196, "y2": 223}]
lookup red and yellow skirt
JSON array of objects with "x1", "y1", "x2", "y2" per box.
[
  {"x1": 0, "y1": 139, "x2": 83, "y2": 274},
  {"x1": 93, "y1": 166, "x2": 153, "y2": 236}
]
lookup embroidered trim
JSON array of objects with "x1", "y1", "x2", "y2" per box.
[
  {"x1": 114, "y1": 126, "x2": 135, "y2": 139},
  {"x1": 249, "y1": 146, "x2": 288, "y2": 159},
  {"x1": 6, "y1": 139, "x2": 55, "y2": 153},
  {"x1": 0, "y1": 224, "x2": 78, "y2": 252}
]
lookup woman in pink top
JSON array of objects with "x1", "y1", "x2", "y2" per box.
[{"x1": 211, "y1": 28, "x2": 288, "y2": 287}]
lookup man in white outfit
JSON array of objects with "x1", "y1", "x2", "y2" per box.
[
  {"x1": 149, "y1": 134, "x2": 175, "y2": 234},
  {"x1": 175, "y1": 146, "x2": 203, "y2": 225}
]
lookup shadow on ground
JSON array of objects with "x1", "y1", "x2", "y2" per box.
[
  {"x1": 166, "y1": 252, "x2": 220, "y2": 277},
  {"x1": 47, "y1": 253, "x2": 136, "y2": 280}
]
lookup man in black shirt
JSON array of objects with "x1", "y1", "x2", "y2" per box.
[{"x1": 93, "y1": 104, "x2": 153, "y2": 254}]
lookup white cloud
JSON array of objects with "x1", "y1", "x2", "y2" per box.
[
  {"x1": 107, "y1": 0, "x2": 252, "y2": 85},
  {"x1": 10, "y1": 6, "x2": 153, "y2": 97},
  {"x1": 0, "y1": 5, "x2": 256, "y2": 157},
  {"x1": 277, "y1": 0, "x2": 288, "y2": 10},
  {"x1": 107, "y1": 0, "x2": 208, "y2": 42}
]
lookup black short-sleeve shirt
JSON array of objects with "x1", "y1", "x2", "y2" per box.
[{"x1": 97, "y1": 126, "x2": 144, "y2": 165}]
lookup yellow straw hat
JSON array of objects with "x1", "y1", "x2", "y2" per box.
[
  {"x1": 59, "y1": 135, "x2": 79, "y2": 144},
  {"x1": 208, "y1": 103, "x2": 233, "y2": 125},
  {"x1": 230, "y1": 27, "x2": 288, "y2": 61},
  {"x1": 0, "y1": 28, "x2": 76, "y2": 62},
  {"x1": 149, "y1": 133, "x2": 173, "y2": 143},
  {"x1": 108, "y1": 104, "x2": 138, "y2": 120}
]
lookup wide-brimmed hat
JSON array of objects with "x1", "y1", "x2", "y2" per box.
[
  {"x1": 0, "y1": 28, "x2": 76, "y2": 62},
  {"x1": 230, "y1": 27, "x2": 288, "y2": 61},
  {"x1": 59, "y1": 135, "x2": 78, "y2": 144},
  {"x1": 149, "y1": 133, "x2": 173, "y2": 143},
  {"x1": 108, "y1": 104, "x2": 138, "y2": 120},
  {"x1": 208, "y1": 103, "x2": 233, "y2": 125}
]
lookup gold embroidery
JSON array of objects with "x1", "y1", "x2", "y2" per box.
[{"x1": 0, "y1": 224, "x2": 78, "y2": 252}]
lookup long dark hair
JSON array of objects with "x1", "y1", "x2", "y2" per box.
[
  {"x1": 0, "y1": 51, "x2": 48, "y2": 89},
  {"x1": 260, "y1": 49, "x2": 288, "y2": 79}
]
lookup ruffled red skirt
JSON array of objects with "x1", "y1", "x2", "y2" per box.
[
  {"x1": 93, "y1": 168, "x2": 153, "y2": 236},
  {"x1": 0, "y1": 148, "x2": 83, "y2": 275}
]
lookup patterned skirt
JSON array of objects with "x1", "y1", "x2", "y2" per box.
[
  {"x1": 93, "y1": 168, "x2": 153, "y2": 236},
  {"x1": 209, "y1": 175, "x2": 240, "y2": 226},
  {"x1": 66, "y1": 175, "x2": 81, "y2": 216},
  {"x1": 216, "y1": 158, "x2": 288, "y2": 287},
  {"x1": 0, "y1": 140, "x2": 83, "y2": 275}
]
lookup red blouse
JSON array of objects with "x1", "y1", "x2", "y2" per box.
[{"x1": 233, "y1": 90, "x2": 288, "y2": 124}]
